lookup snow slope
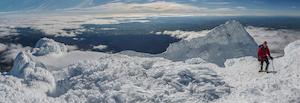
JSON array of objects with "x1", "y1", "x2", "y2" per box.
[
  {"x1": 212, "y1": 40, "x2": 300, "y2": 103},
  {"x1": 120, "y1": 20, "x2": 258, "y2": 67}
]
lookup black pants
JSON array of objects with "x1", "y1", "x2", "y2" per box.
[{"x1": 260, "y1": 59, "x2": 269, "y2": 70}]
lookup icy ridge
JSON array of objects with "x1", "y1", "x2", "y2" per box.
[{"x1": 160, "y1": 20, "x2": 258, "y2": 67}]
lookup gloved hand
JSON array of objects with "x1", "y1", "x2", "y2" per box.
[
  {"x1": 270, "y1": 56, "x2": 273, "y2": 60},
  {"x1": 258, "y1": 58, "x2": 260, "y2": 61}
]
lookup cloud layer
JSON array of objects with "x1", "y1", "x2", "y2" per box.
[
  {"x1": 1, "y1": 44, "x2": 32, "y2": 63},
  {"x1": 157, "y1": 30, "x2": 210, "y2": 41},
  {"x1": 62, "y1": 1, "x2": 208, "y2": 13},
  {"x1": 0, "y1": 43, "x2": 7, "y2": 52},
  {"x1": 0, "y1": 14, "x2": 153, "y2": 37},
  {"x1": 246, "y1": 26, "x2": 300, "y2": 54},
  {"x1": 1, "y1": 14, "x2": 300, "y2": 56},
  {"x1": 93, "y1": 45, "x2": 108, "y2": 50}
]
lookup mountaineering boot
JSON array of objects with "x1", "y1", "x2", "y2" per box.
[
  {"x1": 265, "y1": 69, "x2": 268, "y2": 73},
  {"x1": 265, "y1": 65, "x2": 269, "y2": 73},
  {"x1": 259, "y1": 69, "x2": 263, "y2": 72}
]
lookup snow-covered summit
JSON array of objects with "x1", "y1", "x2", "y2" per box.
[
  {"x1": 121, "y1": 20, "x2": 258, "y2": 67},
  {"x1": 161, "y1": 20, "x2": 258, "y2": 67}
]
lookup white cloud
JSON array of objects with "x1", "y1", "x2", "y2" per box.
[
  {"x1": 292, "y1": 6, "x2": 296, "y2": 8},
  {"x1": 207, "y1": 8, "x2": 234, "y2": 12},
  {"x1": 73, "y1": 38, "x2": 86, "y2": 41},
  {"x1": 205, "y1": 2, "x2": 230, "y2": 5},
  {"x1": 160, "y1": 29, "x2": 210, "y2": 41},
  {"x1": 253, "y1": 1, "x2": 264, "y2": 3},
  {"x1": 156, "y1": 32, "x2": 162, "y2": 35},
  {"x1": 0, "y1": 11, "x2": 20, "y2": 15},
  {"x1": 0, "y1": 14, "x2": 152, "y2": 37},
  {"x1": 26, "y1": 3, "x2": 47, "y2": 12},
  {"x1": 101, "y1": 28, "x2": 117, "y2": 30},
  {"x1": 236, "y1": 6, "x2": 246, "y2": 10},
  {"x1": 65, "y1": 45, "x2": 78, "y2": 52},
  {"x1": 73, "y1": 0, "x2": 94, "y2": 8},
  {"x1": 0, "y1": 43, "x2": 7, "y2": 52},
  {"x1": 1, "y1": 44, "x2": 32, "y2": 63},
  {"x1": 246, "y1": 26, "x2": 300, "y2": 53},
  {"x1": 190, "y1": 0, "x2": 197, "y2": 2},
  {"x1": 254, "y1": 9, "x2": 270, "y2": 12},
  {"x1": 62, "y1": 1, "x2": 208, "y2": 13},
  {"x1": 93, "y1": 44, "x2": 108, "y2": 50},
  {"x1": 0, "y1": 26, "x2": 19, "y2": 37}
]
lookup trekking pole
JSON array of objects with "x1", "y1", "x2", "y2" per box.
[{"x1": 272, "y1": 59, "x2": 275, "y2": 72}]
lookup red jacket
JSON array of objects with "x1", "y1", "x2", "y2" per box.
[{"x1": 257, "y1": 46, "x2": 270, "y2": 60}]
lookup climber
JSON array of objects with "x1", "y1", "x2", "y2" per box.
[{"x1": 257, "y1": 41, "x2": 273, "y2": 73}]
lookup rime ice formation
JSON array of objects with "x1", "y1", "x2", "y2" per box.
[
  {"x1": 6, "y1": 38, "x2": 67, "y2": 95},
  {"x1": 32, "y1": 38, "x2": 67, "y2": 56}
]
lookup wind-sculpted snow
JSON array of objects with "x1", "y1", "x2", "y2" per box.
[
  {"x1": 1, "y1": 54, "x2": 231, "y2": 102},
  {"x1": 32, "y1": 38, "x2": 67, "y2": 56},
  {"x1": 1, "y1": 38, "x2": 230, "y2": 102},
  {"x1": 49, "y1": 55, "x2": 230, "y2": 102}
]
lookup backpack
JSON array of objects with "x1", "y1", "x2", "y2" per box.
[
  {"x1": 258, "y1": 44, "x2": 268, "y2": 52},
  {"x1": 258, "y1": 44, "x2": 263, "y2": 49}
]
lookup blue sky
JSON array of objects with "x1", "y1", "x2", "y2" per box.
[{"x1": 0, "y1": 0, "x2": 299, "y2": 16}]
